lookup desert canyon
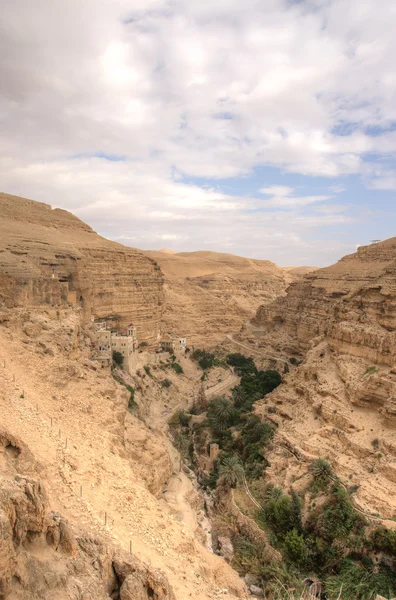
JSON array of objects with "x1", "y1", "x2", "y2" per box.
[{"x1": 0, "y1": 192, "x2": 395, "y2": 600}]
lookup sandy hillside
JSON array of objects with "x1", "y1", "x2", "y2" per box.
[{"x1": 144, "y1": 250, "x2": 302, "y2": 347}]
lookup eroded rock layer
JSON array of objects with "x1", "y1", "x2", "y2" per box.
[
  {"x1": 0, "y1": 193, "x2": 164, "y2": 343},
  {"x1": 144, "y1": 250, "x2": 297, "y2": 346},
  {"x1": 250, "y1": 239, "x2": 396, "y2": 521}
]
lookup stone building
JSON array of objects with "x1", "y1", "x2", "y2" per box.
[
  {"x1": 111, "y1": 324, "x2": 138, "y2": 359},
  {"x1": 92, "y1": 321, "x2": 138, "y2": 368},
  {"x1": 159, "y1": 333, "x2": 187, "y2": 353}
]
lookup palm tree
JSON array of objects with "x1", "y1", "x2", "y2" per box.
[
  {"x1": 207, "y1": 397, "x2": 235, "y2": 435},
  {"x1": 218, "y1": 455, "x2": 244, "y2": 488},
  {"x1": 310, "y1": 458, "x2": 333, "y2": 482},
  {"x1": 265, "y1": 485, "x2": 284, "y2": 502},
  {"x1": 232, "y1": 386, "x2": 247, "y2": 407}
]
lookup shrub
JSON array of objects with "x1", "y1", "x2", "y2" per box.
[
  {"x1": 177, "y1": 409, "x2": 190, "y2": 427},
  {"x1": 161, "y1": 378, "x2": 172, "y2": 388},
  {"x1": 308, "y1": 484, "x2": 363, "y2": 543},
  {"x1": 261, "y1": 494, "x2": 297, "y2": 538},
  {"x1": 227, "y1": 353, "x2": 257, "y2": 376},
  {"x1": 192, "y1": 349, "x2": 222, "y2": 370},
  {"x1": 139, "y1": 341, "x2": 149, "y2": 347},
  {"x1": 283, "y1": 529, "x2": 308, "y2": 566},
  {"x1": 370, "y1": 527, "x2": 396, "y2": 556},
  {"x1": 144, "y1": 365, "x2": 152, "y2": 376},
  {"x1": 171, "y1": 362, "x2": 183, "y2": 374},
  {"x1": 325, "y1": 559, "x2": 396, "y2": 600},
  {"x1": 112, "y1": 350, "x2": 124, "y2": 367}
]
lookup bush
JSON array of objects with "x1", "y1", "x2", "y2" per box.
[
  {"x1": 144, "y1": 365, "x2": 152, "y2": 376},
  {"x1": 307, "y1": 484, "x2": 363, "y2": 543},
  {"x1": 177, "y1": 409, "x2": 190, "y2": 427},
  {"x1": 171, "y1": 362, "x2": 183, "y2": 374},
  {"x1": 161, "y1": 378, "x2": 172, "y2": 388},
  {"x1": 193, "y1": 349, "x2": 217, "y2": 370},
  {"x1": 139, "y1": 341, "x2": 149, "y2": 347},
  {"x1": 112, "y1": 351, "x2": 124, "y2": 367},
  {"x1": 325, "y1": 559, "x2": 396, "y2": 600},
  {"x1": 370, "y1": 527, "x2": 396, "y2": 556},
  {"x1": 261, "y1": 494, "x2": 297, "y2": 538},
  {"x1": 227, "y1": 353, "x2": 257, "y2": 376},
  {"x1": 283, "y1": 529, "x2": 308, "y2": 566}
]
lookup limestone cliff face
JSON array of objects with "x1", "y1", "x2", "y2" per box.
[
  {"x1": 144, "y1": 250, "x2": 293, "y2": 346},
  {"x1": 0, "y1": 193, "x2": 164, "y2": 343},
  {"x1": 251, "y1": 239, "x2": 396, "y2": 521},
  {"x1": 252, "y1": 238, "x2": 396, "y2": 364}
]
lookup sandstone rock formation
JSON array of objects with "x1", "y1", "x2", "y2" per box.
[
  {"x1": 143, "y1": 250, "x2": 299, "y2": 346},
  {"x1": 249, "y1": 239, "x2": 396, "y2": 521},
  {"x1": 0, "y1": 193, "x2": 164, "y2": 343}
]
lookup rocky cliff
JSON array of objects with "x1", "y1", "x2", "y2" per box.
[
  {"x1": 143, "y1": 250, "x2": 296, "y2": 346},
  {"x1": 250, "y1": 239, "x2": 396, "y2": 521},
  {"x1": 0, "y1": 193, "x2": 164, "y2": 343}
]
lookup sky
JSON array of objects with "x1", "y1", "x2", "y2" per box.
[{"x1": 1, "y1": 0, "x2": 396, "y2": 266}]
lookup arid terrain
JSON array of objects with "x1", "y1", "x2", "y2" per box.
[
  {"x1": 238, "y1": 240, "x2": 396, "y2": 522},
  {"x1": 1, "y1": 193, "x2": 395, "y2": 599},
  {"x1": 144, "y1": 249, "x2": 315, "y2": 346},
  {"x1": 0, "y1": 194, "x2": 248, "y2": 600}
]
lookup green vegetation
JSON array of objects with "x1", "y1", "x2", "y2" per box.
[
  {"x1": 207, "y1": 397, "x2": 236, "y2": 434},
  {"x1": 112, "y1": 372, "x2": 137, "y2": 412},
  {"x1": 160, "y1": 378, "x2": 172, "y2": 388},
  {"x1": 218, "y1": 454, "x2": 244, "y2": 488},
  {"x1": 364, "y1": 366, "x2": 379, "y2": 376},
  {"x1": 170, "y1": 349, "x2": 396, "y2": 598},
  {"x1": 112, "y1": 350, "x2": 124, "y2": 367},
  {"x1": 171, "y1": 362, "x2": 183, "y2": 374},
  {"x1": 143, "y1": 364, "x2": 152, "y2": 376},
  {"x1": 139, "y1": 341, "x2": 149, "y2": 348},
  {"x1": 192, "y1": 348, "x2": 225, "y2": 370},
  {"x1": 370, "y1": 526, "x2": 396, "y2": 556}
]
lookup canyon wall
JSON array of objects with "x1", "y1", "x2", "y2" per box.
[
  {"x1": 144, "y1": 250, "x2": 298, "y2": 346},
  {"x1": 250, "y1": 239, "x2": 396, "y2": 521},
  {"x1": 0, "y1": 193, "x2": 164, "y2": 343}
]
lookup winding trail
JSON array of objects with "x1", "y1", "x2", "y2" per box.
[
  {"x1": 226, "y1": 333, "x2": 289, "y2": 366},
  {"x1": 206, "y1": 368, "x2": 239, "y2": 399}
]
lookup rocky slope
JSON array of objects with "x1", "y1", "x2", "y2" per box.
[
  {"x1": 0, "y1": 305, "x2": 247, "y2": 600},
  {"x1": 143, "y1": 250, "x2": 297, "y2": 346},
  {"x1": 249, "y1": 239, "x2": 396, "y2": 521},
  {"x1": 0, "y1": 193, "x2": 164, "y2": 343}
]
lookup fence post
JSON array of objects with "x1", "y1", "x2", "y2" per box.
[{"x1": 130, "y1": 540, "x2": 132, "y2": 555}]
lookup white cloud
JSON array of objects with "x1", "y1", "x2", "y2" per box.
[
  {"x1": 260, "y1": 186, "x2": 294, "y2": 197},
  {"x1": 1, "y1": 0, "x2": 395, "y2": 264}
]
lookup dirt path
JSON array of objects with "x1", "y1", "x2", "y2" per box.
[
  {"x1": 226, "y1": 333, "x2": 289, "y2": 366},
  {"x1": 206, "y1": 368, "x2": 239, "y2": 398}
]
